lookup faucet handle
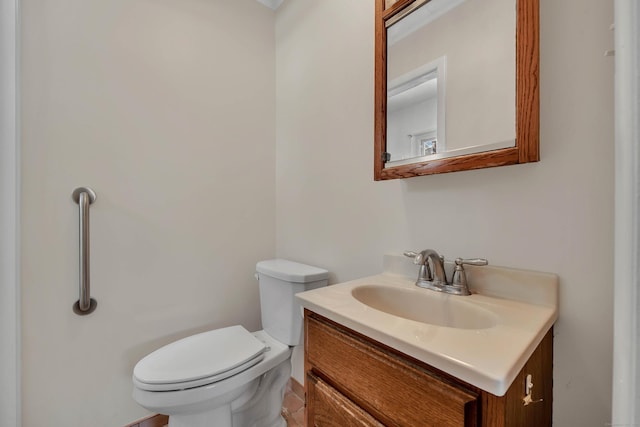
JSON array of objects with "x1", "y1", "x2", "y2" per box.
[
  {"x1": 403, "y1": 251, "x2": 421, "y2": 264},
  {"x1": 450, "y1": 258, "x2": 488, "y2": 295},
  {"x1": 403, "y1": 251, "x2": 445, "y2": 264},
  {"x1": 403, "y1": 251, "x2": 432, "y2": 281},
  {"x1": 456, "y1": 258, "x2": 488, "y2": 267}
]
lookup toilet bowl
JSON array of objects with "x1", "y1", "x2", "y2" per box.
[{"x1": 132, "y1": 259, "x2": 328, "y2": 427}]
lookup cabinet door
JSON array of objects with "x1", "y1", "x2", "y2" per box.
[
  {"x1": 307, "y1": 373, "x2": 385, "y2": 427},
  {"x1": 306, "y1": 314, "x2": 478, "y2": 427}
]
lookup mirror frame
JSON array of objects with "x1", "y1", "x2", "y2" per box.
[{"x1": 374, "y1": 0, "x2": 539, "y2": 180}]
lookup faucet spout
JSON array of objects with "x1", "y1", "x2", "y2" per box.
[
  {"x1": 404, "y1": 250, "x2": 488, "y2": 296},
  {"x1": 418, "y1": 249, "x2": 447, "y2": 286},
  {"x1": 404, "y1": 249, "x2": 447, "y2": 289}
]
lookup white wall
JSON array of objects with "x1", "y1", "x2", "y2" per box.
[
  {"x1": 1, "y1": 0, "x2": 20, "y2": 425},
  {"x1": 276, "y1": 0, "x2": 614, "y2": 425},
  {"x1": 20, "y1": 0, "x2": 275, "y2": 425}
]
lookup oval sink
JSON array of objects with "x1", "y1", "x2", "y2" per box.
[{"x1": 351, "y1": 285, "x2": 497, "y2": 329}]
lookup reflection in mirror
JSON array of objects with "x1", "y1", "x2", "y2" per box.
[
  {"x1": 386, "y1": 56, "x2": 445, "y2": 166},
  {"x1": 374, "y1": 0, "x2": 539, "y2": 180},
  {"x1": 386, "y1": 0, "x2": 516, "y2": 165}
]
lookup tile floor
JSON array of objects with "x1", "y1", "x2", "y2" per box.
[
  {"x1": 124, "y1": 413, "x2": 168, "y2": 427},
  {"x1": 282, "y1": 378, "x2": 305, "y2": 427},
  {"x1": 127, "y1": 378, "x2": 305, "y2": 427}
]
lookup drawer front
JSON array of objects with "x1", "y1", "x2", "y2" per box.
[
  {"x1": 307, "y1": 373, "x2": 385, "y2": 427},
  {"x1": 306, "y1": 313, "x2": 478, "y2": 427}
]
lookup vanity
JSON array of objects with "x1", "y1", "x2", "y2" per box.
[
  {"x1": 311, "y1": 0, "x2": 550, "y2": 420},
  {"x1": 296, "y1": 256, "x2": 558, "y2": 426}
]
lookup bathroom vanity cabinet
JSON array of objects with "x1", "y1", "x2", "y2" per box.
[{"x1": 304, "y1": 310, "x2": 552, "y2": 427}]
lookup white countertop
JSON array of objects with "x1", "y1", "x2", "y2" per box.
[{"x1": 296, "y1": 259, "x2": 558, "y2": 396}]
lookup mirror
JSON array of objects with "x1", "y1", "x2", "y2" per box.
[
  {"x1": 375, "y1": 0, "x2": 539, "y2": 179},
  {"x1": 387, "y1": 55, "x2": 446, "y2": 165}
]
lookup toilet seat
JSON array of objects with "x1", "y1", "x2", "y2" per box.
[{"x1": 133, "y1": 325, "x2": 267, "y2": 392}]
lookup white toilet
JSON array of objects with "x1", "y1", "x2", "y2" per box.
[{"x1": 132, "y1": 259, "x2": 328, "y2": 427}]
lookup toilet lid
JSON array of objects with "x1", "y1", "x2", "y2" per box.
[{"x1": 133, "y1": 325, "x2": 267, "y2": 391}]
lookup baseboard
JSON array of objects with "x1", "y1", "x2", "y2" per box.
[{"x1": 289, "y1": 377, "x2": 304, "y2": 400}]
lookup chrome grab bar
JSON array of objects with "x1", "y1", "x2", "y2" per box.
[{"x1": 72, "y1": 187, "x2": 97, "y2": 315}]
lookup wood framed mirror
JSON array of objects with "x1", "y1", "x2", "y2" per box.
[{"x1": 374, "y1": 0, "x2": 539, "y2": 180}]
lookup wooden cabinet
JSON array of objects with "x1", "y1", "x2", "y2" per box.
[
  {"x1": 307, "y1": 374, "x2": 385, "y2": 427},
  {"x1": 304, "y1": 310, "x2": 552, "y2": 427}
]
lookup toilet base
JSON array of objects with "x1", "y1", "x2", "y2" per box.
[
  {"x1": 167, "y1": 358, "x2": 291, "y2": 427},
  {"x1": 168, "y1": 405, "x2": 233, "y2": 427}
]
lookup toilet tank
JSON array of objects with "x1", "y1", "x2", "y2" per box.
[{"x1": 256, "y1": 259, "x2": 328, "y2": 346}]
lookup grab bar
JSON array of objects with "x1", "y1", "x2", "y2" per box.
[{"x1": 72, "y1": 187, "x2": 97, "y2": 315}]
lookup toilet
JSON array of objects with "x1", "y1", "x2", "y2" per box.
[{"x1": 132, "y1": 259, "x2": 328, "y2": 427}]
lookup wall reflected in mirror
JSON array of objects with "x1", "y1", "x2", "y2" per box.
[
  {"x1": 385, "y1": 0, "x2": 516, "y2": 167},
  {"x1": 387, "y1": 56, "x2": 445, "y2": 165}
]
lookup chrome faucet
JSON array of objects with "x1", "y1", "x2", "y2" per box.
[
  {"x1": 404, "y1": 250, "x2": 488, "y2": 296},
  {"x1": 403, "y1": 249, "x2": 447, "y2": 290}
]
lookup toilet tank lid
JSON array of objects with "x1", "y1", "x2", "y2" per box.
[{"x1": 256, "y1": 259, "x2": 328, "y2": 283}]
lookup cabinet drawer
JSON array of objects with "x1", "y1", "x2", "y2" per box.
[
  {"x1": 307, "y1": 373, "x2": 385, "y2": 427},
  {"x1": 306, "y1": 314, "x2": 478, "y2": 427}
]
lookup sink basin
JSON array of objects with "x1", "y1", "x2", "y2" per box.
[
  {"x1": 296, "y1": 262, "x2": 559, "y2": 395},
  {"x1": 351, "y1": 285, "x2": 498, "y2": 329}
]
